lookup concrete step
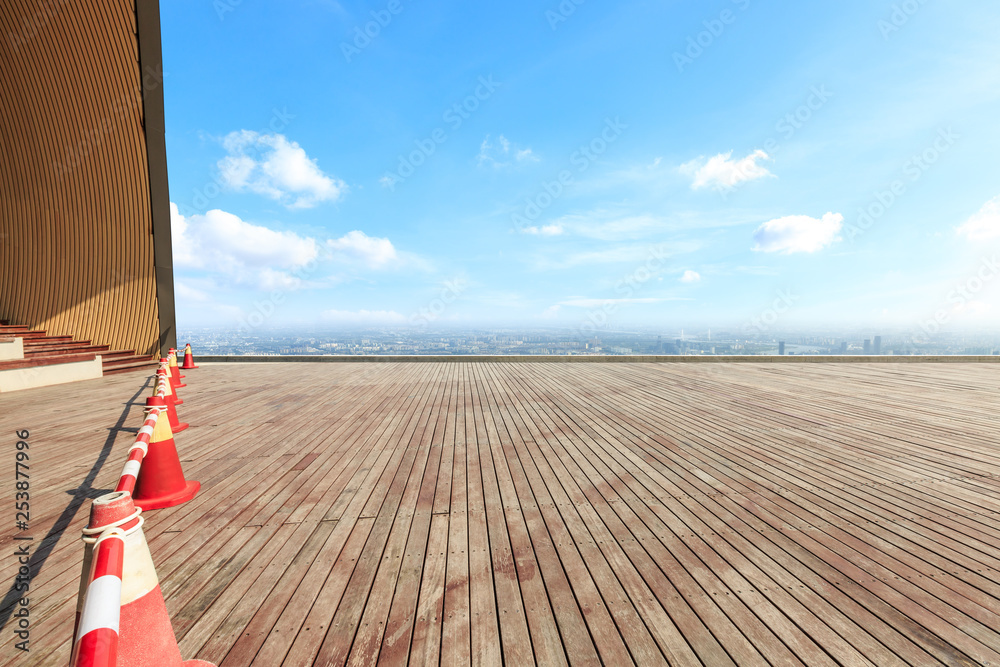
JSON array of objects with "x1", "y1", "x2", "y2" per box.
[
  {"x1": 0, "y1": 353, "x2": 103, "y2": 392},
  {"x1": 25, "y1": 344, "x2": 111, "y2": 357},
  {"x1": 103, "y1": 356, "x2": 158, "y2": 375}
]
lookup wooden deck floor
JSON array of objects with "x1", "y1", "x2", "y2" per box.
[{"x1": 3, "y1": 362, "x2": 1000, "y2": 665}]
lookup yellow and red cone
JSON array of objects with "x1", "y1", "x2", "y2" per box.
[
  {"x1": 168, "y1": 350, "x2": 186, "y2": 388},
  {"x1": 132, "y1": 400, "x2": 199, "y2": 510},
  {"x1": 180, "y1": 343, "x2": 199, "y2": 370}
]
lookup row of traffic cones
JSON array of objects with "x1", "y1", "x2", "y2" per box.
[{"x1": 72, "y1": 345, "x2": 212, "y2": 666}]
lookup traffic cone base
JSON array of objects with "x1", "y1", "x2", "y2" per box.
[{"x1": 135, "y1": 479, "x2": 200, "y2": 511}]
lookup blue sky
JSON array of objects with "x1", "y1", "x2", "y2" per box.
[{"x1": 162, "y1": 0, "x2": 1000, "y2": 335}]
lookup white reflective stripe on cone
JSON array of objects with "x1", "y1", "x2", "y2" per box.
[
  {"x1": 121, "y1": 460, "x2": 141, "y2": 479},
  {"x1": 121, "y1": 526, "x2": 159, "y2": 605},
  {"x1": 77, "y1": 575, "x2": 122, "y2": 637}
]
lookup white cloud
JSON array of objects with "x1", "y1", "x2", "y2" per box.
[
  {"x1": 680, "y1": 270, "x2": 701, "y2": 283},
  {"x1": 957, "y1": 196, "x2": 1000, "y2": 240},
  {"x1": 681, "y1": 149, "x2": 773, "y2": 191},
  {"x1": 327, "y1": 230, "x2": 398, "y2": 269},
  {"x1": 171, "y1": 203, "x2": 318, "y2": 289},
  {"x1": 521, "y1": 224, "x2": 563, "y2": 236},
  {"x1": 752, "y1": 212, "x2": 843, "y2": 254},
  {"x1": 321, "y1": 309, "x2": 408, "y2": 324},
  {"x1": 170, "y1": 203, "x2": 405, "y2": 289},
  {"x1": 219, "y1": 131, "x2": 346, "y2": 209},
  {"x1": 478, "y1": 134, "x2": 538, "y2": 167}
]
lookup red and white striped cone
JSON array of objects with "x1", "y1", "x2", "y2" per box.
[
  {"x1": 75, "y1": 492, "x2": 214, "y2": 667},
  {"x1": 169, "y1": 349, "x2": 186, "y2": 387},
  {"x1": 70, "y1": 527, "x2": 125, "y2": 667},
  {"x1": 132, "y1": 402, "x2": 200, "y2": 510},
  {"x1": 151, "y1": 382, "x2": 188, "y2": 433},
  {"x1": 116, "y1": 405, "x2": 161, "y2": 496},
  {"x1": 158, "y1": 367, "x2": 182, "y2": 406},
  {"x1": 180, "y1": 343, "x2": 198, "y2": 370}
]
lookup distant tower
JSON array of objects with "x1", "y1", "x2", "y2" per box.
[
  {"x1": 840, "y1": 341, "x2": 847, "y2": 354},
  {"x1": 873, "y1": 335, "x2": 882, "y2": 355},
  {"x1": 778, "y1": 341, "x2": 785, "y2": 355},
  {"x1": 863, "y1": 339, "x2": 871, "y2": 355}
]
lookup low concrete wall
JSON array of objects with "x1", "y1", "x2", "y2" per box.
[
  {"x1": 0, "y1": 337, "x2": 23, "y2": 361},
  {"x1": 0, "y1": 355, "x2": 103, "y2": 392},
  {"x1": 197, "y1": 354, "x2": 1000, "y2": 364}
]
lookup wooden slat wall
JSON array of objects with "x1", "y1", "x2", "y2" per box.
[{"x1": 0, "y1": 0, "x2": 161, "y2": 357}]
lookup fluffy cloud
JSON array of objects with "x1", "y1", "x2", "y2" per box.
[
  {"x1": 681, "y1": 149, "x2": 773, "y2": 191},
  {"x1": 680, "y1": 270, "x2": 701, "y2": 283},
  {"x1": 171, "y1": 204, "x2": 318, "y2": 289},
  {"x1": 752, "y1": 212, "x2": 843, "y2": 254},
  {"x1": 171, "y1": 204, "x2": 403, "y2": 289},
  {"x1": 218, "y1": 131, "x2": 346, "y2": 209},
  {"x1": 327, "y1": 230, "x2": 398, "y2": 268},
  {"x1": 957, "y1": 196, "x2": 1000, "y2": 240},
  {"x1": 478, "y1": 134, "x2": 538, "y2": 167},
  {"x1": 521, "y1": 224, "x2": 563, "y2": 236}
]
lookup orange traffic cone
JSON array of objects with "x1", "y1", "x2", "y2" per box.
[
  {"x1": 168, "y1": 350, "x2": 186, "y2": 388},
  {"x1": 132, "y1": 400, "x2": 199, "y2": 510},
  {"x1": 150, "y1": 386, "x2": 187, "y2": 432},
  {"x1": 158, "y1": 367, "x2": 182, "y2": 406},
  {"x1": 180, "y1": 343, "x2": 198, "y2": 369},
  {"x1": 76, "y1": 492, "x2": 214, "y2": 667}
]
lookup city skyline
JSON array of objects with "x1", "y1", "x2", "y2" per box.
[{"x1": 164, "y1": 2, "x2": 1000, "y2": 333}]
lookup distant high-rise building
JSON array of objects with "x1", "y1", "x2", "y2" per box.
[
  {"x1": 779, "y1": 341, "x2": 786, "y2": 355},
  {"x1": 863, "y1": 339, "x2": 871, "y2": 355},
  {"x1": 840, "y1": 341, "x2": 848, "y2": 354},
  {"x1": 874, "y1": 335, "x2": 882, "y2": 355}
]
